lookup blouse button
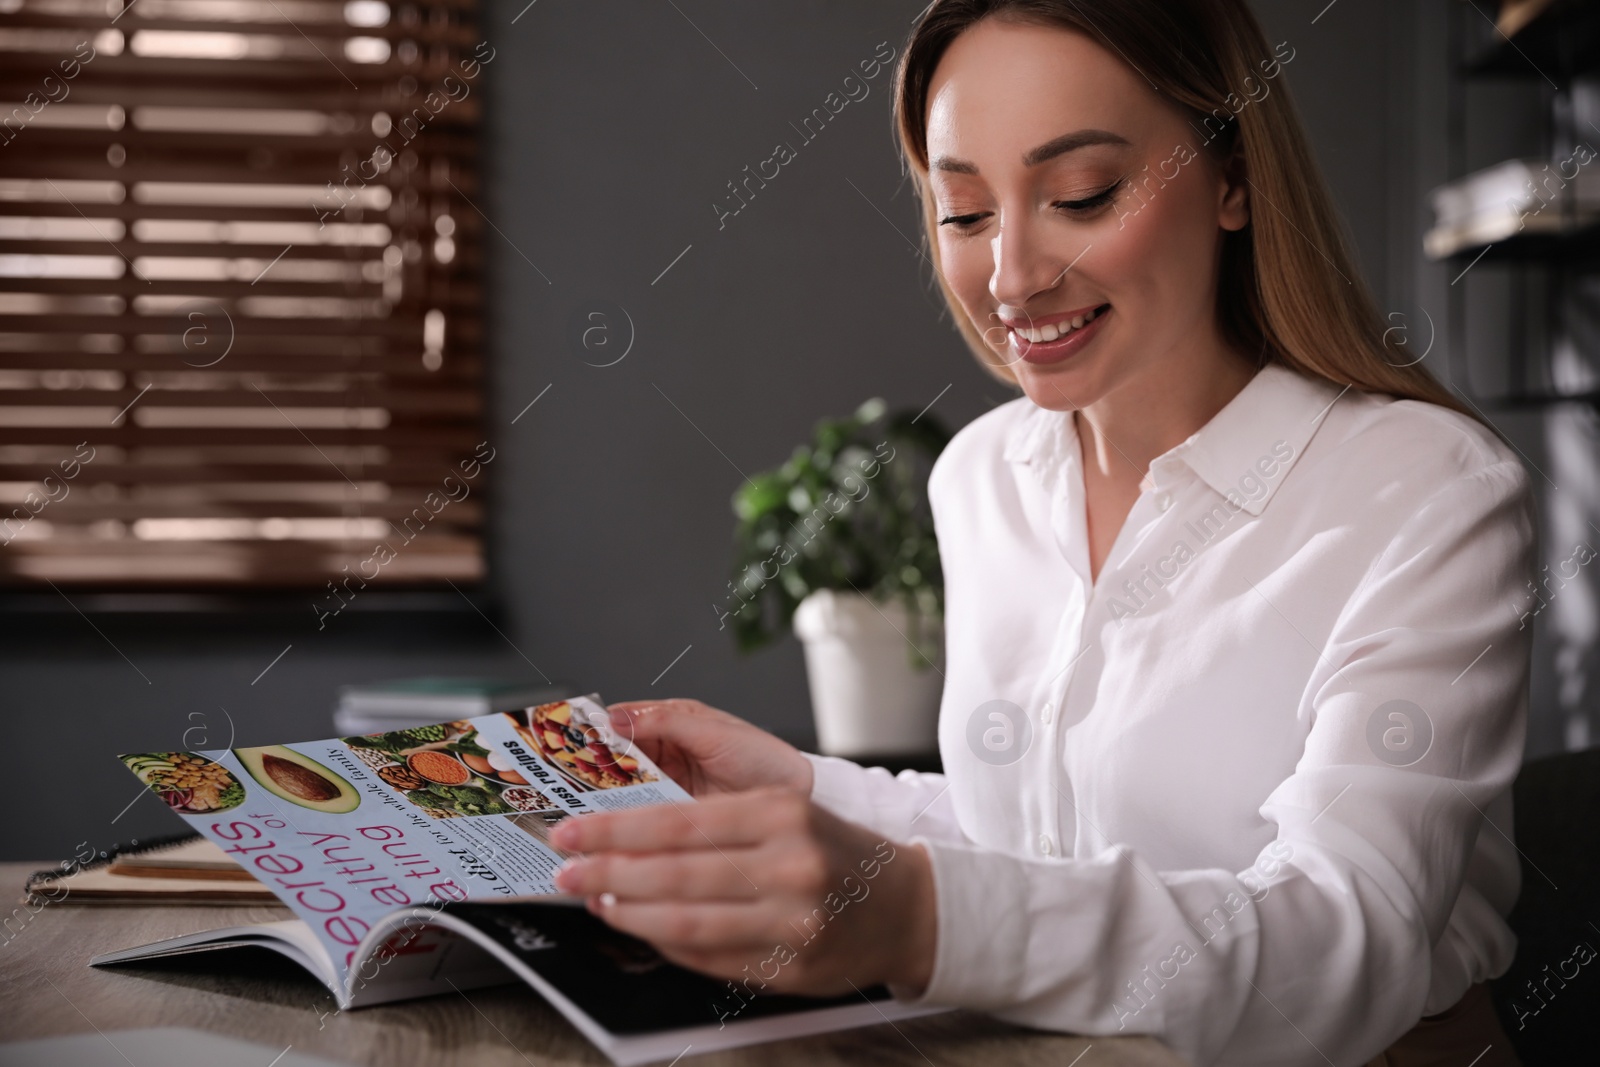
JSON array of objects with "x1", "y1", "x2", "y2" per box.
[
  {"x1": 1038, "y1": 834, "x2": 1054, "y2": 856},
  {"x1": 1155, "y1": 492, "x2": 1172, "y2": 511},
  {"x1": 1041, "y1": 703, "x2": 1054, "y2": 725}
]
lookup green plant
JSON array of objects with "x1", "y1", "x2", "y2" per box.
[{"x1": 724, "y1": 398, "x2": 950, "y2": 660}]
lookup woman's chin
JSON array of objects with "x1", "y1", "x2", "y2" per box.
[{"x1": 1014, "y1": 364, "x2": 1101, "y2": 412}]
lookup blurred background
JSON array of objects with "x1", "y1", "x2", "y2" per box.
[{"x1": 1, "y1": 0, "x2": 1595, "y2": 861}]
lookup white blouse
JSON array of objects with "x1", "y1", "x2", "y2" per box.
[{"x1": 804, "y1": 363, "x2": 1535, "y2": 1067}]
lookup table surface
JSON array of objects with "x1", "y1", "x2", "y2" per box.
[{"x1": 0, "y1": 862, "x2": 1187, "y2": 1067}]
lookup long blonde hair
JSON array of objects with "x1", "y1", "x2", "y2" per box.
[{"x1": 892, "y1": 0, "x2": 1472, "y2": 417}]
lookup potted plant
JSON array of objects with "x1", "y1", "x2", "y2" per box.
[{"x1": 723, "y1": 398, "x2": 950, "y2": 756}]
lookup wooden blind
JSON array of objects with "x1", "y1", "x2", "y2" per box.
[{"x1": 0, "y1": 0, "x2": 485, "y2": 588}]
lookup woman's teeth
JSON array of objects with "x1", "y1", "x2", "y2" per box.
[{"x1": 1015, "y1": 305, "x2": 1104, "y2": 343}]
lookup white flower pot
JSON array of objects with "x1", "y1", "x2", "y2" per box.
[{"x1": 792, "y1": 589, "x2": 943, "y2": 757}]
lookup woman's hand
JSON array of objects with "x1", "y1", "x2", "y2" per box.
[
  {"x1": 604, "y1": 698, "x2": 813, "y2": 798},
  {"x1": 550, "y1": 788, "x2": 937, "y2": 997}
]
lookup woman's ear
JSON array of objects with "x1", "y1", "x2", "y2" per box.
[{"x1": 1218, "y1": 142, "x2": 1250, "y2": 232}]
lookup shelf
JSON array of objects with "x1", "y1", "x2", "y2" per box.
[
  {"x1": 1443, "y1": 2, "x2": 1600, "y2": 413},
  {"x1": 1462, "y1": 0, "x2": 1600, "y2": 80},
  {"x1": 1443, "y1": 222, "x2": 1600, "y2": 267}
]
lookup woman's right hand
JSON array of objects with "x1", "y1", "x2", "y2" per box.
[{"x1": 602, "y1": 698, "x2": 813, "y2": 798}]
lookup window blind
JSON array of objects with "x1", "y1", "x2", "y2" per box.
[{"x1": 0, "y1": 0, "x2": 486, "y2": 588}]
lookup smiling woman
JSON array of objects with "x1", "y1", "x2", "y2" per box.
[
  {"x1": 552, "y1": 4, "x2": 1535, "y2": 1067},
  {"x1": 894, "y1": 1, "x2": 1467, "y2": 424}
]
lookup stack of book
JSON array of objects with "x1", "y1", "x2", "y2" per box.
[
  {"x1": 1424, "y1": 157, "x2": 1600, "y2": 259},
  {"x1": 333, "y1": 677, "x2": 570, "y2": 735}
]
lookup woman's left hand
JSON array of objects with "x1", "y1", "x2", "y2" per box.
[{"x1": 550, "y1": 788, "x2": 937, "y2": 996}]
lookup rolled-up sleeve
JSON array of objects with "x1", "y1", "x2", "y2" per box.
[{"x1": 895, "y1": 457, "x2": 1535, "y2": 1067}]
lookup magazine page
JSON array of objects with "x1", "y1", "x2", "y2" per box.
[{"x1": 116, "y1": 694, "x2": 689, "y2": 977}]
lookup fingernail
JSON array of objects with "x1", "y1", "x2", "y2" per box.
[
  {"x1": 553, "y1": 860, "x2": 583, "y2": 890},
  {"x1": 598, "y1": 892, "x2": 616, "y2": 909},
  {"x1": 551, "y1": 822, "x2": 578, "y2": 847}
]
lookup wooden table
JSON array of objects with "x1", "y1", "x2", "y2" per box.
[{"x1": 0, "y1": 863, "x2": 1187, "y2": 1066}]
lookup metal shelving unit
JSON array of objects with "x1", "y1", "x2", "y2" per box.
[{"x1": 1442, "y1": 0, "x2": 1600, "y2": 409}]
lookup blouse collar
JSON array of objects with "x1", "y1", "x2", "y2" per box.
[{"x1": 1001, "y1": 362, "x2": 1348, "y2": 517}]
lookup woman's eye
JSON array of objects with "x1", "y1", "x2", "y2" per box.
[
  {"x1": 1053, "y1": 178, "x2": 1125, "y2": 215},
  {"x1": 938, "y1": 211, "x2": 988, "y2": 232},
  {"x1": 938, "y1": 178, "x2": 1126, "y2": 233}
]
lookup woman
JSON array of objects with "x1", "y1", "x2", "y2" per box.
[{"x1": 550, "y1": 2, "x2": 1535, "y2": 1064}]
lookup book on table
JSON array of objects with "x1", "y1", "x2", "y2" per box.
[
  {"x1": 28, "y1": 834, "x2": 281, "y2": 905},
  {"x1": 92, "y1": 693, "x2": 938, "y2": 1066}
]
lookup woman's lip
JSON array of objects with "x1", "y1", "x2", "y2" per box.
[
  {"x1": 1013, "y1": 304, "x2": 1110, "y2": 365},
  {"x1": 999, "y1": 303, "x2": 1106, "y2": 331}
]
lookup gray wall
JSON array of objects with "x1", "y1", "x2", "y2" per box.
[{"x1": 1, "y1": 0, "x2": 1567, "y2": 862}]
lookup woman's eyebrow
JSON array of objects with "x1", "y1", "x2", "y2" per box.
[{"x1": 931, "y1": 129, "x2": 1131, "y2": 174}]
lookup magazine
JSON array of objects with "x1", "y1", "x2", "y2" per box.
[{"x1": 91, "y1": 694, "x2": 940, "y2": 1065}]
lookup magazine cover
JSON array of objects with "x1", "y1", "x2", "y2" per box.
[{"x1": 114, "y1": 694, "x2": 686, "y2": 969}]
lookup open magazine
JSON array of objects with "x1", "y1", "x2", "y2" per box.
[{"x1": 91, "y1": 695, "x2": 940, "y2": 1065}]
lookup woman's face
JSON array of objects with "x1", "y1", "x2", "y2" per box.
[{"x1": 925, "y1": 17, "x2": 1249, "y2": 412}]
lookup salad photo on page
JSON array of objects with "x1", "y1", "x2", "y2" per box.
[{"x1": 115, "y1": 695, "x2": 690, "y2": 969}]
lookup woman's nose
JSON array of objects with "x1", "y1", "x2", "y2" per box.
[{"x1": 988, "y1": 215, "x2": 1082, "y2": 312}]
